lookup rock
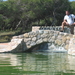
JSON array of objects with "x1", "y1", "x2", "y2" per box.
[
  {"x1": 24, "y1": 38, "x2": 32, "y2": 42},
  {"x1": 66, "y1": 40, "x2": 69, "y2": 44},
  {"x1": 68, "y1": 49, "x2": 75, "y2": 55},
  {"x1": 52, "y1": 36, "x2": 56, "y2": 40},
  {"x1": 68, "y1": 34, "x2": 73, "y2": 38},
  {"x1": 32, "y1": 37, "x2": 36, "y2": 41},
  {"x1": 36, "y1": 39, "x2": 43, "y2": 44},
  {"x1": 24, "y1": 33, "x2": 29, "y2": 38},
  {"x1": 68, "y1": 49, "x2": 72, "y2": 55},
  {"x1": 71, "y1": 50, "x2": 75, "y2": 55},
  {"x1": 11, "y1": 39, "x2": 21, "y2": 42},
  {"x1": 57, "y1": 35, "x2": 62, "y2": 40},
  {"x1": 48, "y1": 44, "x2": 55, "y2": 50},
  {"x1": 59, "y1": 32, "x2": 64, "y2": 36},
  {"x1": 48, "y1": 38, "x2": 55, "y2": 43},
  {"x1": 49, "y1": 30, "x2": 54, "y2": 34},
  {"x1": 65, "y1": 45, "x2": 69, "y2": 50},
  {"x1": 43, "y1": 38, "x2": 48, "y2": 42},
  {"x1": 41, "y1": 34, "x2": 48, "y2": 38},
  {"x1": 68, "y1": 38, "x2": 75, "y2": 55},
  {"x1": 38, "y1": 30, "x2": 44, "y2": 34},
  {"x1": 44, "y1": 30, "x2": 49, "y2": 34},
  {"x1": 36, "y1": 31, "x2": 39, "y2": 35},
  {"x1": 26, "y1": 41, "x2": 31, "y2": 46},
  {"x1": 18, "y1": 35, "x2": 24, "y2": 38},
  {"x1": 55, "y1": 40, "x2": 62, "y2": 46},
  {"x1": 29, "y1": 32, "x2": 35, "y2": 35},
  {"x1": 12, "y1": 36, "x2": 19, "y2": 39},
  {"x1": 27, "y1": 46, "x2": 31, "y2": 49},
  {"x1": 32, "y1": 26, "x2": 40, "y2": 32},
  {"x1": 29, "y1": 32, "x2": 36, "y2": 37},
  {"x1": 61, "y1": 36, "x2": 67, "y2": 43},
  {"x1": 49, "y1": 30, "x2": 54, "y2": 36},
  {"x1": 36, "y1": 34, "x2": 41, "y2": 40},
  {"x1": 29, "y1": 35, "x2": 34, "y2": 38},
  {"x1": 73, "y1": 35, "x2": 75, "y2": 38},
  {"x1": 7, "y1": 38, "x2": 26, "y2": 52},
  {"x1": 64, "y1": 33, "x2": 69, "y2": 36},
  {"x1": 48, "y1": 36, "x2": 56, "y2": 43},
  {"x1": 66, "y1": 36, "x2": 71, "y2": 40},
  {"x1": 30, "y1": 41, "x2": 36, "y2": 46},
  {"x1": 47, "y1": 43, "x2": 51, "y2": 46},
  {"x1": 54, "y1": 31, "x2": 59, "y2": 36}
]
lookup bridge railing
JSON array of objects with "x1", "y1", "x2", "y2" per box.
[{"x1": 32, "y1": 26, "x2": 71, "y2": 34}]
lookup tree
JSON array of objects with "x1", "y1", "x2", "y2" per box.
[
  {"x1": 70, "y1": 1, "x2": 75, "y2": 14},
  {"x1": 0, "y1": 0, "x2": 72, "y2": 32},
  {"x1": 0, "y1": 0, "x2": 3, "y2": 2}
]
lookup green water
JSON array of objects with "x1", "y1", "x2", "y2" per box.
[{"x1": 0, "y1": 52, "x2": 75, "y2": 75}]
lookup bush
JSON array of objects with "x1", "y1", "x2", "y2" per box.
[{"x1": 4, "y1": 36, "x2": 10, "y2": 41}]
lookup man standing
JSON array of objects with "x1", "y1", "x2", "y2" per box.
[{"x1": 60, "y1": 10, "x2": 75, "y2": 34}]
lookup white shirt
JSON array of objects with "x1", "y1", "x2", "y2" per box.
[{"x1": 64, "y1": 14, "x2": 75, "y2": 25}]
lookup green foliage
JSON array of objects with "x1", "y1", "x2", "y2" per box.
[
  {"x1": 0, "y1": 0, "x2": 3, "y2": 2},
  {"x1": 0, "y1": 0, "x2": 74, "y2": 32},
  {"x1": 70, "y1": 1, "x2": 75, "y2": 14},
  {"x1": 4, "y1": 36, "x2": 10, "y2": 41}
]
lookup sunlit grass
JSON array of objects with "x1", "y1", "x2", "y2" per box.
[
  {"x1": 0, "y1": 29, "x2": 31, "y2": 43},
  {"x1": 0, "y1": 30, "x2": 20, "y2": 43},
  {"x1": 0, "y1": 30, "x2": 19, "y2": 36}
]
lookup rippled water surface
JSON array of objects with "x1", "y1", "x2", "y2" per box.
[{"x1": 0, "y1": 52, "x2": 75, "y2": 75}]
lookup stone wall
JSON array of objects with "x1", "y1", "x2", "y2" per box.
[
  {"x1": 32, "y1": 26, "x2": 75, "y2": 34},
  {"x1": 32, "y1": 26, "x2": 40, "y2": 32},
  {"x1": 23, "y1": 30, "x2": 73, "y2": 51},
  {"x1": 4, "y1": 29, "x2": 72, "y2": 53},
  {"x1": 13, "y1": 30, "x2": 75, "y2": 55},
  {"x1": 68, "y1": 36, "x2": 75, "y2": 55},
  {"x1": 0, "y1": 38, "x2": 26, "y2": 53},
  {"x1": 0, "y1": 26, "x2": 75, "y2": 55}
]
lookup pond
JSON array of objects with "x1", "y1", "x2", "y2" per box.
[{"x1": 0, "y1": 52, "x2": 75, "y2": 75}]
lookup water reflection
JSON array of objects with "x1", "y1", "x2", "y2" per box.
[{"x1": 0, "y1": 53, "x2": 75, "y2": 75}]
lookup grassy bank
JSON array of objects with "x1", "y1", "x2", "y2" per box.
[
  {"x1": 0, "y1": 28, "x2": 31, "y2": 43},
  {"x1": 0, "y1": 30, "x2": 19, "y2": 43}
]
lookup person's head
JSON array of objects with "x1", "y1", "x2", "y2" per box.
[{"x1": 66, "y1": 11, "x2": 70, "y2": 15}]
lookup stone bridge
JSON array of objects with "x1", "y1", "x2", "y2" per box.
[{"x1": 0, "y1": 26, "x2": 75, "y2": 55}]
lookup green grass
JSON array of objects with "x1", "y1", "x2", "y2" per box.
[
  {"x1": 0, "y1": 30, "x2": 20, "y2": 43},
  {"x1": 0, "y1": 30, "x2": 19, "y2": 36},
  {"x1": 0, "y1": 29, "x2": 31, "y2": 43},
  {"x1": 0, "y1": 31, "x2": 14, "y2": 36}
]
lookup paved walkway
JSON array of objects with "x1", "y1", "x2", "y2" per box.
[
  {"x1": 0, "y1": 43, "x2": 9, "y2": 45},
  {"x1": 0, "y1": 43, "x2": 9, "y2": 49}
]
